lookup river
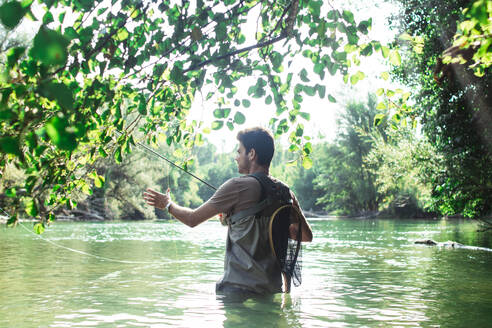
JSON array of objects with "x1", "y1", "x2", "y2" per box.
[{"x1": 1, "y1": 218, "x2": 492, "y2": 327}]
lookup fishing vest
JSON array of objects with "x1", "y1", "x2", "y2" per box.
[{"x1": 216, "y1": 173, "x2": 293, "y2": 294}]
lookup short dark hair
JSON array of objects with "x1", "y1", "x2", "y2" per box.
[{"x1": 237, "y1": 127, "x2": 275, "y2": 166}]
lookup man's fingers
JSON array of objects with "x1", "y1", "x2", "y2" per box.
[{"x1": 145, "y1": 188, "x2": 160, "y2": 195}]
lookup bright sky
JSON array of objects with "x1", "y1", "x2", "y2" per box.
[{"x1": 188, "y1": 0, "x2": 402, "y2": 152}]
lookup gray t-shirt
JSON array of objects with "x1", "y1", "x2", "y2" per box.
[{"x1": 206, "y1": 175, "x2": 262, "y2": 216}]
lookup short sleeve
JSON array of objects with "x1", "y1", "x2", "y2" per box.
[{"x1": 206, "y1": 178, "x2": 240, "y2": 214}]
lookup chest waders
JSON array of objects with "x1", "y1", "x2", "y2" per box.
[{"x1": 216, "y1": 173, "x2": 302, "y2": 294}]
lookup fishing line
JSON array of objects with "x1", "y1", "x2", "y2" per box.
[
  {"x1": 115, "y1": 130, "x2": 217, "y2": 191},
  {"x1": 0, "y1": 132, "x2": 218, "y2": 265},
  {"x1": 1, "y1": 206, "x2": 156, "y2": 264}
]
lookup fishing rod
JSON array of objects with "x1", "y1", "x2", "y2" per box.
[{"x1": 115, "y1": 130, "x2": 217, "y2": 191}]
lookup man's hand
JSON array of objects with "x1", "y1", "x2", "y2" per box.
[{"x1": 143, "y1": 188, "x2": 170, "y2": 210}]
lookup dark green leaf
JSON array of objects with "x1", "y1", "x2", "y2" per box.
[
  {"x1": 6, "y1": 47, "x2": 26, "y2": 68},
  {"x1": 42, "y1": 11, "x2": 54, "y2": 24},
  {"x1": 299, "y1": 68, "x2": 309, "y2": 82},
  {"x1": 0, "y1": 1, "x2": 25, "y2": 29},
  {"x1": 5, "y1": 188, "x2": 16, "y2": 197},
  {"x1": 40, "y1": 82, "x2": 74, "y2": 110},
  {"x1": 0, "y1": 136, "x2": 21, "y2": 156},
  {"x1": 45, "y1": 115, "x2": 78, "y2": 151},
  {"x1": 138, "y1": 94, "x2": 147, "y2": 115},
  {"x1": 30, "y1": 27, "x2": 69, "y2": 66}
]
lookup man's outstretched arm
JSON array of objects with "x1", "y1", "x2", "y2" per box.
[{"x1": 143, "y1": 188, "x2": 219, "y2": 227}]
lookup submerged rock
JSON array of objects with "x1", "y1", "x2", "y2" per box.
[{"x1": 414, "y1": 239, "x2": 492, "y2": 252}]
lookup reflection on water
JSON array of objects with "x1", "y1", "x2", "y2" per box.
[{"x1": 1, "y1": 218, "x2": 492, "y2": 327}]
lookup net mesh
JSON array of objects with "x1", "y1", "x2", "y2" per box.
[{"x1": 271, "y1": 206, "x2": 302, "y2": 288}]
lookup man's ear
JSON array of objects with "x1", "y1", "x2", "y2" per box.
[{"x1": 248, "y1": 148, "x2": 256, "y2": 161}]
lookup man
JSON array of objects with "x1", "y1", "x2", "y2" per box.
[{"x1": 143, "y1": 127, "x2": 312, "y2": 294}]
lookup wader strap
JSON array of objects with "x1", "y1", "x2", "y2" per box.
[{"x1": 229, "y1": 199, "x2": 269, "y2": 225}]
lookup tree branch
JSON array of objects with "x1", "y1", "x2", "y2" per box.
[{"x1": 183, "y1": 33, "x2": 286, "y2": 73}]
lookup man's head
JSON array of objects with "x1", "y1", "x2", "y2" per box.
[{"x1": 236, "y1": 127, "x2": 274, "y2": 173}]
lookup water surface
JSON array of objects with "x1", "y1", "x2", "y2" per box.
[{"x1": 1, "y1": 218, "x2": 492, "y2": 327}]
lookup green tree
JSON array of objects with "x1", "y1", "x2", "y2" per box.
[
  {"x1": 390, "y1": 0, "x2": 492, "y2": 218},
  {"x1": 0, "y1": 0, "x2": 384, "y2": 230},
  {"x1": 365, "y1": 127, "x2": 441, "y2": 217},
  {"x1": 315, "y1": 95, "x2": 384, "y2": 216}
]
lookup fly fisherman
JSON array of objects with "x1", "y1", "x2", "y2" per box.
[{"x1": 143, "y1": 127, "x2": 313, "y2": 295}]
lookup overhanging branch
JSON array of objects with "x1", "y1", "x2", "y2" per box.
[{"x1": 183, "y1": 33, "x2": 287, "y2": 74}]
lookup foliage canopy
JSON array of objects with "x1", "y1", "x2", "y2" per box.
[{"x1": 0, "y1": 0, "x2": 380, "y2": 227}]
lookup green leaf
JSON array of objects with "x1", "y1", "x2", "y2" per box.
[
  {"x1": 342, "y1": 10, "x2": 355, "y2": 24},
  {"x1": 328, "y1": 94, "x2": 337, "y2": 103},
  {"x1": 381, "y1": 71, "x2": 389, "y2": 80},
  {"x1": 115, "y1": 28, "x2": 129, "y2": 41},
  {"x1": 389, "y1": 50, "x2": 401, "y2": 66},
  {"x1": 381, "y1": 46, "x2": 390, "y2": 58},
  {"x1": 0, "y1": 136, "x2": 21, "y2": 156},
  {"x1": 295, "y1": 125, "x2": 304, "y2": 137},
  {"x1": 302, "y1": 156, "x2": 313, "y2": 169},
  {"x1": 138, "y1": 94, "x2": 147, "y2": 115},
  {"x1": 265, "y1": 95, "x2": 272, "y2": 105},
  {"x1": 45, "y1": 115, "x2": 77, "y2": 151},
  {"x1": 299, "y1": 68, "x2": 309, "y2": 82},
  {"x1": 316, "y1": 84, "x2": 326, "y2": 98},
  {"x1": 376, "y1": 102, "x2": 386, "y2": 110},
  {"x1": 114, "y1": 146, "x2": 122, "y2": 163},
  {"x1": 30, "y1": 27, "x2": 69, "y2": 66},
  {"x1": 211, "y1": 120, "x2": 224, "y2": 130},
  {"x1": 34, "y1": 223, "x2": 45, "y2": 234},
  {"x1": 213, "y1": 108, "x2": 224, "y2": 118},
  {"x1": 0, "y1": 1, "x2": 25, "y2": 29},
  {"x1": 376, "y1": 88, "x2": 384, "y2": 96},
  {"x1": 374, "y1": 113, "x2": 385, "y2": 126},
  {"x1": 299, "y1": 112, "x2": 310, "y2": 120},
  {"x1": 6, "y1": 47, "x2": 26, "y2": 68},
  {"x1": 47, "y1": 213, "x2": 55, "y2": 222},
  {"x1": 242, "y1": 99, "x2": 251, "y2": 108},
  {"x1": 24, "y1": 198, "x2": 38, "y2": 217},
  {"x1": 93, "y1": 174, "x2": 104, "y2": 188},
  {"x1": 5, "y1": 188, "x2": 16, "y2": 197},
  {"x1": 234, "y1": 111, "x2": 246, "y2": 124},
  {"x1": 40, "y1": 82, "x2": 74, "y2": 110},
  {"x1": 42, "y1": 11, "x2": 54, "y2": 24},
  {"x1": 350, "y1": 71, "x2": 365, "y2": 85},
  {"x1": 303, "y1": 85, "x2": 316, "y2": 96}
]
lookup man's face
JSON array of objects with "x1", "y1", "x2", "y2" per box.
[{"x1": 235, "y1": 142, "x2": 251, "y2": 174}]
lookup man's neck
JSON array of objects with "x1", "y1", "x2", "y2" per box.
[{"x1": 247, "y1": 164, "x2": 269, "y2": 175}]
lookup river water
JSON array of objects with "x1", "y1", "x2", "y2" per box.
[{"x1": 1, "y1": 218, "x2": 492, "y2": 327}]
